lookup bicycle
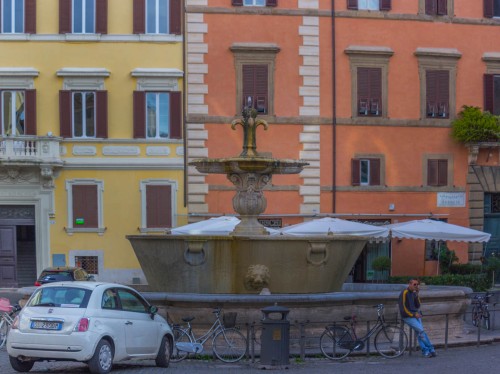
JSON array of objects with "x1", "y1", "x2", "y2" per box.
[
  {"x1": 471, "y1": 293, "x2": 493, "y2": 330},
  {"x1": 171, "y1": 307, "x2": 247, "y2": 363},
  {"x1": 0, "y1": 297, "x2": 22, "y2": 349},
  {"x1": 320, "y1": 304, "x2": 408, "y2": 360}
]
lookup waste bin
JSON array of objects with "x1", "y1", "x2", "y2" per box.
[{"x1": 260, "y1": 304, "x2": 290, "y2": 368}]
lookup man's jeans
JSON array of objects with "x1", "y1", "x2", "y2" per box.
[{"x1": 403, "y1": 317, "x2": 435, "y2": 355}]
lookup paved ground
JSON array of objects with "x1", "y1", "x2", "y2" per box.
[{"x1": 1, "y1": 342, "x2": 500, "y2": 373}]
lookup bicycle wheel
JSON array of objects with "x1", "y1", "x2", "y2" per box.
[
  {"x1": 484, "y1": 311, "x2": 491, "y2": 330},
  {"x1": 0, "y1": 318, "x2": 8, "y2": 349},
  {"x1": 471, "y1": 305, "x2": 479, "y2": 327},
  {"x1": 212, "y1": 328, "x2": 247, "y2": 363},
  {"x1": 171, "y1": 327, "x2": 191, "y2": 362},
  {"x1": 374, "y1": 325, "x2": 408, "y2": 358},
  {"x1": 319, "y1": 325, "x2": 352, "y2": 360}
]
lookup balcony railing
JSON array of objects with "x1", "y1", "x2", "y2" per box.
[{"x1": 0, "y1": 136, "x2": 62, "y2": 164}]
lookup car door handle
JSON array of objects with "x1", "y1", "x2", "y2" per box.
[{"x1": 125, "y1": 321, "x2": 133, "y2": 325}]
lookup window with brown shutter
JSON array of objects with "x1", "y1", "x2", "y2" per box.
[
  {"x1": 427, "y1": 159, "x2": 448, "y2": 186},
  {"x1": 146, "y1": 185, "x2": 172, "y2": 228},
  {"x1": 483, "y1": 74, "x2": 500, "y2": 115},
  {"x1": 351, "y1": 158, "x2": 381, "y2": 186},
  {"x1": 59, "y1": 0, "x2": 107, "y2": 34},
  {"x1": 380, "y1": 0, "x2": 391, "y2": 11},
  {"x1": 232, "y1": 0, "x2": 244, "y2": 5},
  {"x1": 242, "y1": 65, "x2": 269, "y2": 114},
  {"x1": 425, "y1": 0, "x2": 447, "y2": 16},
  {"x1": 133, "y1": 0, "x2": 145, "y2": 33},
  {"x1": 133, "y1": 91, "x2": 182, "y2": 139},
  {"x1": 72, "y1": 184, "x2": 98, "y2": 228},
  {"x1": 347, "y1": 0, "x2": 358, "y2": 10},
  {"x1": 59, "y1": 90, "x2": 72, "y2": 137},
  {"x1": 25, "y1": 0, "x2": 37, "y2": 34},
  {"x1": 426, "y1": 70, "x2": 449, "y2": 118},
  {"x1": 484, "y1": 0, "x2": 498, "y2": 18},
  {"x1": 95, "y1": 0, "x2": 108, "y2": 34},
  {"x1": 96, "y1": 90, "x2": 108, "y2": 138},
  {"x1": 357, "y1": 67, "x2": 382, "y2": 117}
]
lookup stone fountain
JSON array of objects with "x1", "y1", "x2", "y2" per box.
[{"x1": 127, "y1": 106, "x2": 471, "y2": 334}]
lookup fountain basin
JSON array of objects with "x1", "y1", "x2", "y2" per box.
[
  {"x1": 127, "y1": 234, "x2": 367, "y2": 294},
  {"x1": 189, "y1": 157, "x2": 309, "y2": 174}
]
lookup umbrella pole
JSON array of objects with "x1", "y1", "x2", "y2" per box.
[{"x1": 436, "y1": 244, "x2": 440, "y2": 276}]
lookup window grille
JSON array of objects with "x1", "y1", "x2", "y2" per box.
[{"x1": 75, "y1": 256, "x2": 99, "y2": 274}]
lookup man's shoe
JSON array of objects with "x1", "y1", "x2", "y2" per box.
[
  {"x1": 430, "y1": 351, "x2": 437, "y2": 357},
  {"x1": 423, "y1": 353, "x2": 432, "y2": 358}
]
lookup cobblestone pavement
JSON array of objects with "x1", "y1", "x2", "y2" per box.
[{"x1": 2, "y1": 342, "x2": 500, "y2": 373}]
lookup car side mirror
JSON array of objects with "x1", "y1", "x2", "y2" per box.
[{"x1": 149, "y1": 305, "x2": 158, "y2": 319}]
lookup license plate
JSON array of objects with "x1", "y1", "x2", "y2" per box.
[{"x1": 31, "y1": 321, "x2": 62, "y2": 330}]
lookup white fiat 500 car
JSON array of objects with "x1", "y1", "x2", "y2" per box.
[{"x1": 7, "y1": 282, "x2": 173, "y2": 373}]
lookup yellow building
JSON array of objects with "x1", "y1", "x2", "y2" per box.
[{"x1": 0, "y1": 0, "x2": 185, "y2": 287}]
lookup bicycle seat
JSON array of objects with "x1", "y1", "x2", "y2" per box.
[
  {"x1": 343, "y1": 316, "x2": 356, "y2": 321},
  {"x1": 182, "y1": 316, "x2": 195, "y2": 323}
]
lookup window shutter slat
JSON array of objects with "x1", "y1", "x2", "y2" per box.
[
  {"x1": 133, "y1": 91, "x2": 146, "y2": 138},
  {"x1": 484, "y1": 0, "x2": 494, "y2": 18},
  {"x1": 357, "y1": 68, "x2": 370, "y2": 99},
  {"x1": 25, "y1": 0, "x2": 37, "y2": 34},
  {"x1": 169, "y1": 0, "x2": 181, "y2": 35},
  {"x1": 169, "y1": 91, "x2": 182, "y2": 139},
  {"x1": 369, "y1": 158, "x2": 381, "y2": 186},
  {"x1": 146, "y1": 185, "x2": 172, "y2": 228},
  {"x1": 437, "y1": 0, "x2": 447, "y2": 15},
  {"x1": 347, "y1": 0, "x2": 358, "y2": 10},
  {"x1": 351, "y1": 159, "x2": 361, "y2": 186},
  {"x1": 438, "y1": 160, "x2": 448, "y2": 186},
  {"x1": 428, "y1": 159, "x2": 437, "y2": 186},
  {"x1": 96, "y1": 0, "x2": 108, "y2": 34},
  {"x1": 232, "y1": 0, "x2": 244, "y2": 5},
  {"x1": 59, "y1": 0, "x2": 72, "y2": 34},
  {"x1": 380, "y1": 0, "x2": 391, "y2": 11},
  {"x1": 96, "y1": 91, "x2": 108, "y2": 138},
  {"x1": 133, "y1": 0, "x2": 145, "y2": 34},
  {"x1": 266, "y1": 0, "x2": 278, "y2": 6},
  {"x1": 59, "y1": 90, "x2": 72, "y2": 138},
  {"x1": 484, "y1": 74, "x2": 495, "y2": 113},
  {"x1": 425, "y1": 0, "x2": 436, "y2": 15},
  {"x1": 25, "y1": 89, "x2": 37, "y2": 135}
]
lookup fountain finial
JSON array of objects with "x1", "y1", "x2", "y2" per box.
[{"x1": 231, "y1": 98, "x2": 268, "y2": 158}]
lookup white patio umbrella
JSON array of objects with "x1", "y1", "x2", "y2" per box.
[
  {"x1": 170, "y1": 216, "x2": 279, "y2": 235},
  {"x1": 279, "y1": 217, "x2": 389, "y2": 239},
  {"x1": 387, "y1": 219, "x2": 491, "y2": 243}
]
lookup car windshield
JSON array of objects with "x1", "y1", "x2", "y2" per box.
[
  {"x1": 27, "y1": 287, "x2": 91, "y2": 308},
  {"x1": 38, "y1": 271, "x2": 73, "y2": 282}
]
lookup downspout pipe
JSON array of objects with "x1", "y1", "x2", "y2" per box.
[
  {"x1": 331, "y1": 0, "x2": 337, "y2": 213},
  {"x1": 182, "y1": 0, "x2": 188, "y2": 209}
]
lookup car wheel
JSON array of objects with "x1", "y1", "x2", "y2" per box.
[
  {"x1": 155, "y1": 335, "x2": 172, "y2": 368},
  {"x1": 88, "y1": 339, "x2": 113, "y2": 374},
  {"x1": 9, "y1": 356, "x2": 34, "y2": 372}
]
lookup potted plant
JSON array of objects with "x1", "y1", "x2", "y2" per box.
[
  {"x1": 372, "y1": 256, "x2": 391, "y2": 283},
  {"x1": 451, "y1": 105, "x2": 500, "y2": 143}
]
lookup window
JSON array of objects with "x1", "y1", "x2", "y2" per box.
[
  {"x1": 102, "y1": 289, "x2": 118, "y2": 309},
  {"x1": 415, "y1": 48, "x2": 460, "y2": 120},
  {"x1": 75, "y1": 255, "x2": 98, "y2": 274},
  {"x1": 232, "y1": 0, "x2": 277, "y2": 6},
  {"x1": 117, "y1": 289, "x2": 149, "y2": 313},
  {"x1": 484, "y1": 0, "x2": 500, "y2": 17},
  {"x1": 59, "y1": 90, "x2": 107, "y2": 138},
  {"x1": 242, "y1": 65, "x2": 268, "y2": 114},
  {"x1": 425, "y1": 0, "x2": 447, "y2": 15},
  {"x1": 59, "y1": 0, "x2": 107, "y2": 34},
  {"x1": 1, "y1": 0, "x2": 36, "y2": 34},
  {"x1": 65, "y1": 179, "x2": 105, "y2": 234},
  {"x1": 425, "y1": 70, "x2": 449, "y2": 118},
  {"x1": 427, "y1": 159, "x2": 448, "y2": 186},
  {"x1": 484, "y1": 74, "x2": 500, "y2": 115},
  {"x1": 72, "y1": 0, "x2": 95, "y2": 33},
  {"x1": 425, "y1": 239, "x2": 446, "y2": 260},
  {"x1": 345, "y1": 46, "x2": 393, "y2": 119},
  {"x1": 357, "y1": 67, "x2": 381, "y2": 117},
  {"x1": 133, "y1": 91, "x2": 181, "y2": 139},
  {"x1": 351, "y1": 158, "x2": 381, "y2": 186},
  {"x1": 140, "y1": 179, "x2": 177, "y2": 231},
  {"x1": 133, "y1": 0, "x2": 181, "y2": 35},
  {"x1": 1, "y1": 89, "x2": 36, "y2": 136},
  {"x1": 231, "y1": 43, "x2": 279, "y2": 116},
  {"x1": 347, "y1": 0, "x2": 391, "y2": 11}
]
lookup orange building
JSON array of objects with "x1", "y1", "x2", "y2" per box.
[{"x1": 185, "y1": 0, "x2": 500, "y2": 280}]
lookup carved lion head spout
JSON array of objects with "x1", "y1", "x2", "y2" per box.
[{"x1": 244, "y1": 264, "x2": 270, "y2": 292}]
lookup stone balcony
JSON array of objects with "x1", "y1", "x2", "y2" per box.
[{"x1": 0, "y1": 136, "x2": 63, "y2": 188}]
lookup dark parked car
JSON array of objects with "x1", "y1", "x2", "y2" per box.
[{"x1": 35, "y1": 267, "x2": 94, "y2": 286}]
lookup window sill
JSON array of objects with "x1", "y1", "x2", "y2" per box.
[
  {"x1": 64, "y1": 34, "x2": 102, "y2": 42},
  {"x1": 65, "y1": 227, "x2": 106, "y2": 236}
]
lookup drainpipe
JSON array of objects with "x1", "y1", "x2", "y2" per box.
[
  {"x1": 182, "y1": 0, "x2": 188, "y2": 208},
  {"x1": 331, "y1": 0, "x2": 337, "y2": 213}
]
